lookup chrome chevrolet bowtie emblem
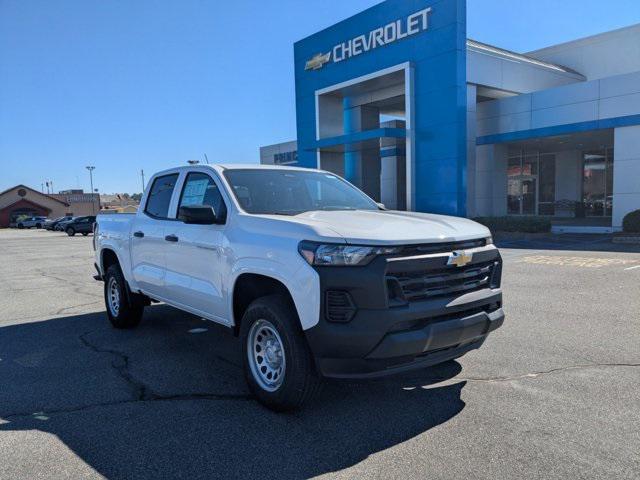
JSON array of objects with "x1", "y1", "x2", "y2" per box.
[
  {"x1": 447, "y1": 250, "x2": 473, "y2": 267},
  {"x1": 305, "y1": 52, "x2": 331, "y2": 70}
]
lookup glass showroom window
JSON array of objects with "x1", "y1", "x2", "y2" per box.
[{"x1": 582, "y1": 148, "x2": 614, "y2": 217}]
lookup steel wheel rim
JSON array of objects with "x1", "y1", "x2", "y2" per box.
[
  {"x1": 247, "y1": 319, "x2": 286, "y2": 392},
  {"x1": 107, "y1": 277, "x2": 120, "y2": 317}
]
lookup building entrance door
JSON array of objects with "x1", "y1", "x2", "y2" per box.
[
  {"x1": 507, "y1": 150, "x2": 556, "y2": 216},
  {"x1": 507, "y1": 176, "x2": 537, "y2": 215}
]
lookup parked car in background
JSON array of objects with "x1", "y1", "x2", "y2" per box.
[
  {"x1": 44, "y1": 215, "x2": 74, "y2": 230},
  {"x1": 55, "y1": 217, "x2": 76, "y2": 231},
  {"x1": 17, "y1": 216, "x2": 49, "y2": 229},
  {"x1": 64, "y1": 216, "x2": 96, "y2": 236}
]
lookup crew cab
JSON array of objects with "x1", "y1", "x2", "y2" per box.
[{"x1": 94, "y1": 165, "x2": 504, "y2": 411}]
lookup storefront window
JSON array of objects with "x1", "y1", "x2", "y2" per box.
[
  {"x1": 538, "y1": 154, "x2": 556, "y2": 215},
  {"x1": 582, "y1": 149, "x2": 613, "y2": 217}
]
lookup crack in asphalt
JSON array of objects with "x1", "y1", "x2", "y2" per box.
[
  {"x1": 55, "y1": 301, "x2": 102, "y2": 316},
  {"x1": 1, "y1": 331, "x2": 253, "y2": 420},
  {"x1": 3, "y1": 394, "x2": 255, "y2": 421},
  {"x1": 3, "y1": 331, "x2": 637, "y2": 420},
  {"x1": 78, "y1": 331, "x2": 151, "y2": 400},
  {"x1": 435, "y1": 362, "x2": 640, "y2": 384},
  {"x1": 78, "y1": 331, "x2": 252, "y2": 400}
]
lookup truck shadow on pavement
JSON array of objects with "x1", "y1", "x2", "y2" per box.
[{"x1": 0, "y1": 305, "x2": 466, "y2": 479}]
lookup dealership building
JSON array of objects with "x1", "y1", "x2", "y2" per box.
[{"x1": 260, "y1": 0, "x2": 640, "y2": 231}]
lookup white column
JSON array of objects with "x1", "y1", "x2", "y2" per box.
[
  {"x1": 474, "y1": 143, "x2": 508, "y2": 216},
  {"x1": 613, "y1": 125, "x2": 640, "y2": 229}
]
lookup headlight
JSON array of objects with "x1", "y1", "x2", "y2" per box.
[
  {"x1": 485, "y1": 236, "x2": 493, "y2": 246},
  {"x1": 298, "y1": 241, "x2": 400, "y2": 266}
]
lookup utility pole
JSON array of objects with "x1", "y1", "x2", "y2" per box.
[
  {"x1": 86, "y1": 166, "x2": 96, "y2": 214},
  {"x1": 41, "y1": 182, "x2": 44, "y2": 193},
  {"x1": 140, "y1": 169, "x2": 145, "y2": 192}
]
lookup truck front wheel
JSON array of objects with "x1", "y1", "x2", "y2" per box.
[
  {"x1": 104, "y1": 264, "x2": 144, "y2": 329},
  {"x1": 240, "y1": 294, "x2": 321, "y2": 411}
]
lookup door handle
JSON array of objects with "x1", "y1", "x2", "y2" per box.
[
  {"x1": 165, "y1": 234, "x2": 179, "y2": 242},
  {"x1": 133, "y1": 231, "x2": 144, "y2": 238}
]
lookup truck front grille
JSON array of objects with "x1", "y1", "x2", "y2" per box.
[{"x1": 389, "y1": 261, "x2": 496, "y2": 302}]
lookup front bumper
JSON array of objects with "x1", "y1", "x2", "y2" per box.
[{"x1": 304, "y1": 244, "x2": 504, "y2": 379}]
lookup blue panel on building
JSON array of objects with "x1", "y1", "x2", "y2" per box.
[{"x1": 294, "y1": 0, "x2": 467, "y2": 216}]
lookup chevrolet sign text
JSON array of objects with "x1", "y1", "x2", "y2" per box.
[{"x1": 305, "y1": 7, "x2": 432, "y2": 70}]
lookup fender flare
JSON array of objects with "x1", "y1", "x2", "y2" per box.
[{"x1": 228, "y1": 257, "x2": 320, "y2": 331}]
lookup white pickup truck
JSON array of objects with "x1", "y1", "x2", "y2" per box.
[{"x1": 94, "y1": 164, "x2": 504, "y2": 411}]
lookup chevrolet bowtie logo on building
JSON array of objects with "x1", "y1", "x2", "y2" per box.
[
  {"x1": 304, "y1": 52, "x2": 331, "y2": 70},
  {"x1": 447, "y1": 250, "x2": 473, "y2": 268}
]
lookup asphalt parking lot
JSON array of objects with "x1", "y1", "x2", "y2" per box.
[{"x1": 1, "y1": 228, "x2": 639, "y2": 479}]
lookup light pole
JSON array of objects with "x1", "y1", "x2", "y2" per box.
[
  {"x1": 140, "y1": 169, "x2": 145, "y2": 192},
  {"x1": 86, "y1": 166, "x2": 96, "y2": 214}
]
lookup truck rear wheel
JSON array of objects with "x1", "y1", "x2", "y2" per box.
[
  {"x1": 104, "y1": 264, "x2": 144, "y2": 329},
  {"x1": 240, "y1": 294, "x2": 321, "y2": 411}
]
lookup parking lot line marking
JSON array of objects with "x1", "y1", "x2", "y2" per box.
[
  {"x1": 624, "y1": 265, "x2": 640, "y2": 271},
  {"x1": 188, "y1": 328, "x2": 208, "y2": 334},
  {"x1": 519, "y1": 255, "x2": 640, "y2": 268}
]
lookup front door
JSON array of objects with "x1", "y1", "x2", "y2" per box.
[
  {"x1": 507, "y1": 176, "x2": 537, "y2": 215},
  {"x1": 162, "y1": 171, "x2": 229, "y2": 324}
]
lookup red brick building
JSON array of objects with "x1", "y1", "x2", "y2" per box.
[{"x1": 0, "y1": 186, "x2": 100, "y2": 230}]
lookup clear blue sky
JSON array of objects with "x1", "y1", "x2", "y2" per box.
[{"x1": 1, "y1": 0, "x2": 639, "y2": 194}]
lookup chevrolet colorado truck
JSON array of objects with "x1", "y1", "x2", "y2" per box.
[{"x1": 94, "y1": 165, "x2": 504, "y2": 411}]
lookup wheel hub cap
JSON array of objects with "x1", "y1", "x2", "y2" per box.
[
  {"x1": 107, "y1": 277, "x2": 120, "y2": 316},
  {"x1": 247, "y1": 319, "x2": 285, "y2": 392}
]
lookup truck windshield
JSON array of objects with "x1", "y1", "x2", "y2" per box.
[{"x1": 223, "y1": 169, "x2": 379, "y2": 215}]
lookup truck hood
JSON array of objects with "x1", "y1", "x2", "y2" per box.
[{"x1": 290, "y1": 210, "x2": 490, "y2": 245}]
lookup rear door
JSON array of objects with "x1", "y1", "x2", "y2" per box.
[
  {"x1": 162, "y1": 171, "x2": 229, "y2": 324},
  {"x1": 130, "y1": 173, "x2": 180, "y2": 298}
]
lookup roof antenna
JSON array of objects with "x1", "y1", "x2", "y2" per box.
[{"x1": 203, "y1": 153, "x2": 210, "y2": 164}]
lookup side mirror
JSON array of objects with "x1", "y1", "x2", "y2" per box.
[{"x1": 178, "y1": 205, "x2": 218, "y2": 225}]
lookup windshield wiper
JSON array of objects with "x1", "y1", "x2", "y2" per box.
[{"x1": 316, "y1": 206, "x2": 357, "y2": 211}]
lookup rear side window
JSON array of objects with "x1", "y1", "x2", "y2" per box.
[
  {"x1": 178, "y1": 172, "x2": 227, "y2": 222},
  {"x1": 145, "y1": 174, "x2": 179, "y2": 219}
]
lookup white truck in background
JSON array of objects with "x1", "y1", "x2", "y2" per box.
[{"x1": 94, "y1": 164, "x2": 504, "y2": 411}]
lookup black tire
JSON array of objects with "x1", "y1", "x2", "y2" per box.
[
  {"x1": 66, "y1": 227, "x2": 75, "y2": 236},
  {"x1": 82, "y1": 232, "x2": 88, "y2": 236},
  {"x1": 240, "y1": 294, "x2": 321, "y2": 411},
  {"x1": 36, "y1": 223, "x2": 42, "y2": 229},
  {"x1": 104, "y1": 264, "x2": 144, "y2": 329},
  {"x1": 17, "y1": 223, "x2": 24, "y2": 229}
]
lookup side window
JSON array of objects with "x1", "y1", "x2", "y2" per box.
[
  {"x1": 145, "y1": 174, "x2": 179, "y2": 219},
  {"x1": 178, "y1": 172, "x2": 227, "y2": 223}
]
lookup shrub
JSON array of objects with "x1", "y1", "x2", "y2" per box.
[
  {"x1": 472, "y1": 216, "x2": 551, "y2": 234},
  {"x1": 622, "y1": 209, "x2": 640, "y2": 233}
]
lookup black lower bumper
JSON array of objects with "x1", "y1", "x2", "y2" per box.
[
  {"x1": 312, "y1": 306, "x2": 503, "y2": 378},
  {"x1": 304, "y1": 245, "x2": 505, "y2": 379}
]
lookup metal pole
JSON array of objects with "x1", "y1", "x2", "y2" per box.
[
  {"x1": 86, "y1": 166, "x2": 96, "y2": 214},
  {"x1": 141, "y1": 169, "x2": 145, "y2": 192}
]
